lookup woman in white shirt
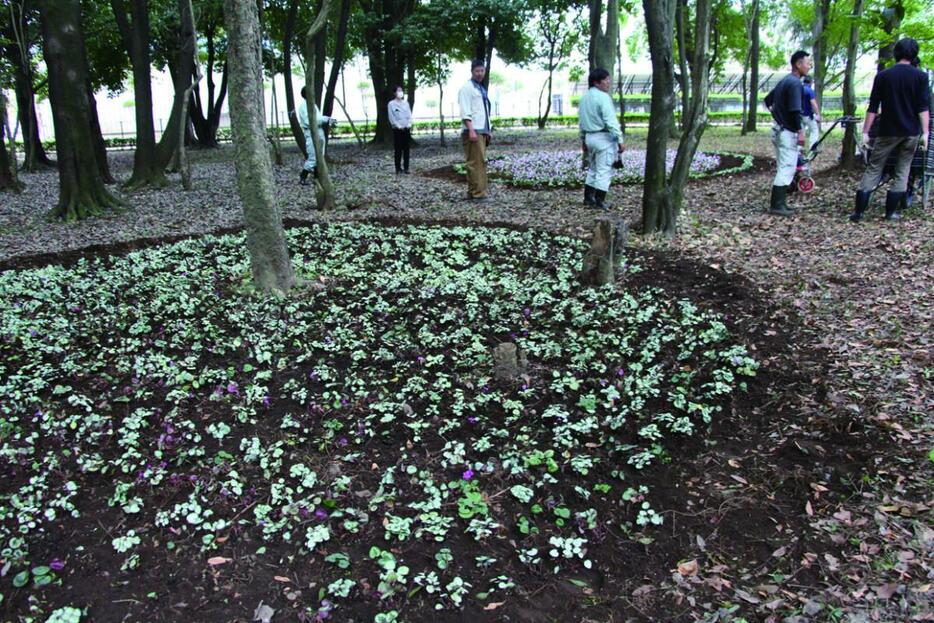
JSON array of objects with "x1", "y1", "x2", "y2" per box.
[{"x1": 388, "y1": 86, "x2": 413, "y2": 174}]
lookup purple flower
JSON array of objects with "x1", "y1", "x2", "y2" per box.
[
  {"x1": 462, "y1": 468, "x2": 474, "y2": 480},
  {"x1": 315, "y1": 508, "x2": 329, "y2": 520},
  {"x1": 226, "y1": 382, "x2": 239, "y2": 395},
  {"x1": 262, "y1": 395, "x2": 271, "y2": 407},
  {"x1": 467, "y1": 416, "x2": 478, "y2": 425},
  {"x1": 49, "y1": 559, "x2": 65, "y2": 571},
  {"x1": 617, "y1": 368, "x2": 626, "y2": 377}
]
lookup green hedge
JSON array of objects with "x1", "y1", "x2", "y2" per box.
[{"x1": 47, "y1": 109, "x2": 856, "y2": 150}]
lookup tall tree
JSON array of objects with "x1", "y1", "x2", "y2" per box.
[
  {"x1": 588, "y1": 0, "x2": 618, "y2": 77},
  {"x1": 640, "y1": 0, "x2": 676, "y2": 235},
  {"x1": 151, "y1": 0, "x2": 197, "y2": 171},
  {"x1": 876, "y1": 1, "x2": 904, "y2": 71},
  {"x1": 531, "y1": 0, "x2": 583, "y2": 129},
  {"x1": 2, "y1": 0, "x2": 54, "y2": 170},
  {"x1": 668, "y1": 0, "x2": 711, "y2": 214},
  {"x1": 223, "y1": 0, "x2": 295, "y2": 294},
  {"x1": 841, "y1": 0, "x2": 864, "y2": 169},
  {"x1": 190, "y1": 0, "x2": 227, "y2": 147},
  {"x1": 305, "y1": 0, "x2": 336, "y2": 210},
  {"x1": 322, "y1": 0, "x2": 351, "y2": 118},
  {"x1": 110, "y1": 0, "x2": 167, "y2": 188},
  {"x1": 810, "y1": 0, "x2": 831, "y2": 105},
  {"x1": 741, "y1": 0, "x2": 760, "y2": 134},
  {"x1": 0, "y1": 91, "x2": 23, "y2": 192},
  {"x1": 38, "y1": 0, "x2": 120, "y2": 220}
]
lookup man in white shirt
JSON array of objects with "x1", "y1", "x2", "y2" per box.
[
  {"x1": 388, "y1": 85, "x2": 413, "y2": 174},
  {"x1": 297, "y1": 86, "x2": 334, "y2": 186},
  {"x1": 458, "y1": 60, "x2": 492, "y2": 202}
]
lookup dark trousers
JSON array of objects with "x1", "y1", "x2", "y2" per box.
[{"x1": 393, "y1": 128, "x2": 411, "y2": 172}]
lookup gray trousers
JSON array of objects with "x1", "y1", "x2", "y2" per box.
[{"x1": 859, "y1": 135, "x2": 920, "y2": 193}]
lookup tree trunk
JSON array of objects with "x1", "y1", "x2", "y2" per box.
[
  {"x1": 111, "y1": 0, "x2": 167, "y2": 188},
  {"x1": 189, "y1": 16, "x2": 228, "y2": 148},
  {"x1": 305, "y1": 0, "x2": 336, "y2": 210},
  {"x1": 675, "y1": 0, "x2": 689, "y2": 130},
  {"x1": 223, "y1": 0, "x2": 295, "y2": 294},
  {"x1": 322, "y1": 0, "x2": 351, "y2": 118},
  {"x1": 12, "y1": 64, "x2": 53, "y2": 170},
  {"x1": 0, "y1": 92, "x2": 23, "y2": 192},
  {"x1": 641, "y1": 0, "x2": 677, "y2": 236},
  {"x1": 740, "y1": 48, "x2": 750, "y2": 134},
  {"x1": 156, "y1": 0, "x2": 197, "y2": 171},
  {"x1": 742, "y1": 0, "x2": 760, "y2": 133},
  {"x1": 87, "y1": 84, "x2": 115, "y2": 183},
  {"x1": 668, "y1": 0, "x2": 712, "y2": 215},
  {"x1": 313, "y1": 0, "x2": 327, "y2": 106},
  {"x1": 39, "y1": 0, "x2": 120, "y2": 220},
  {"x1": 616, "y1": 33, "x2": 626, "y2": 133},
  {"x1": 282, "y1": 0, "x2": 306, "y2": 156},
  {"x1": 841, "y1": 0, "x2": 864, "y2": 169},
  {"x1": 811, "y1": 0, "x2": 831, "y2": 106},
  {"x1": 588, "y1": 0, "x2": 618, "y2": 78}
]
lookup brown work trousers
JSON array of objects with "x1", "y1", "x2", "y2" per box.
[
  {"x1": 462, "y1": 133, "x2": 489, "y2": 198},
  {"x1": 859, "y1": 134, "x2": 920, "y2": 193}
]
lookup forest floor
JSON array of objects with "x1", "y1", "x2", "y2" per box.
[{"x1": 0, "y1": 127, "x2": 932, "y2": 623}]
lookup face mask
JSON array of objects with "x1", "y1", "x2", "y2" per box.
[{"x1": 395, "y1": 91, "x2": 403, "y2": 99}]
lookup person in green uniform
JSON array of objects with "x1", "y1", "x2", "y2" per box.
[{"x1": 579, "y1": 68, "x2": 624, "y2": 210}]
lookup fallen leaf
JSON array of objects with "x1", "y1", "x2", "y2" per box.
[
  {"x1": 273, "y1": 576, "x2": 291, "y2": 583},
  {"x1": 874, "y1": 583, "x2": 899, "y2": 600},
  {"x1": 677, "y1": 559, "x2": 699, "y2": 577},
  {"x1": 207, "y1": 557, "x2": 231, "y2": 566},
  {"x1": 805, "y1": 500, "x2": 814, "y2": 516},
  {"x1": 253, "y1": 602, "x2": 275, "y2": 623},
  {"x1": 483, "y1": 602, "x2": 505, "y2": 610}
]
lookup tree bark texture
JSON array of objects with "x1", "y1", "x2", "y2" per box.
[
  {"x1": 741, "y1": 0, "x2": 759, "y2": 134},
  {"x1": 841, "y1": 0, "x2": 864, "y2": 169},
  {"x1": 360, "y1": 0, "x2": 411, "y2": 144},
  {"x1": 877, "y1": 2, "x2": 904, "y2": 72},
  {"x1": 223, "y1": 0, "x2": 296, "y2": 294},
  {"x1": 305, "y1": 0, "x2": 336, "y2": 210},
  {"x1": 588, "y1": 0, "x2": 618, "y2": 78},
  {"x1": 641, "y1": 0, "x2": 677, "y2": 236},
  {"x1": 39, "y1": 0, "x2": 120, "y2": 220},
  {"x1": 10, "y1": 57, "x2": 53, "y2": 170},
  {"x1": 675, "y1": 0, "x2": 689, "y2": 129},
  {"x1": 668, "y1": 0, "x2": 712, "y2": 215}
]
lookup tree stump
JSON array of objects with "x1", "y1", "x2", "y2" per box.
[
  {"x1": 493, "y1": 342, "x2": 521, "y2": 381},
  {"x1": 580, "y1": 216, "x2": 628, "y2": 286}
]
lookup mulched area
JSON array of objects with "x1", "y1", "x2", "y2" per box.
[{"x1": 1, "y1": 126, "x2": 931, "y2": 622}]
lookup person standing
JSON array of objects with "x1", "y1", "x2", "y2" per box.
[
  {"x1": 579, "y1": 68, "x2": 624, "y2": 210},
  {"x1": 764, "y1": 50, "x2": 812, "y2": 216},
  {"x1": 802, "y1": 76, "x2": 821, "y2": 151},
  {"x1": 458, "y1": 60, "x2": 493, "y2": 202},
  {"x1": 297, "y1": 86, "x2": 334, "y2": 186},
  {"x1": 851, "y1": 38, "x2": 930, "y2": 222},
  {"x1": 388, "y1": 86, "x2": 413, "y2": 174}
]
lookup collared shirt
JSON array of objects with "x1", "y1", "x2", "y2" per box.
[
  {"x1": 388, "y1": 98, "x2": 412, "y2": 129},
  {"x1": 297, "y1": 101, "x2": 330, "y2": 132},
  {"x1": 764, "y1": 73, "x2": 803, "y2": 132},
  {"x1": 458, "y1": 80, "x2": 491, "y2": 134},
  {"x1": 578, "y1": 87, "x2": 622, "y2": 141}
]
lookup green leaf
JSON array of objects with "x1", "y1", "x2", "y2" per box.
[{"x1": 12, "y1": 571, "x2": 29, "y2": 588}]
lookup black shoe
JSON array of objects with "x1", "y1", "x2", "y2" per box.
[
  {"x1": 403, "y1": 170, "x2": 411, "y2": 174},
  {"x1": 299, "y1": 169, "x2": 309, "y2": 186},
  {"x1": 884, "y1": 191, "x2": 904, "y2": 221},
  {"x1": 769, "y1": 185, "x2": 793, "y2": 216},
  {"x1": 594, "y1": 189, "x2": 611, "y2": 211},
  {"x1": 584, "y1": 185, "x2": 596, "y2": 206},
  {"x1": 849, "y1": 190, "x2": 871, "y2": 223}
]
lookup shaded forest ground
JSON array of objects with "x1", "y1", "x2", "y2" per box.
[{"x1": 1, "y1": 126, "x2": 932, "y2": 622}]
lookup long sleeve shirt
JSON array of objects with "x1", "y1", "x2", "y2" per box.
[
  {"x1": 297, "y1": 101, "x2": 331, "y2": 132},
  {"x1": 388, "y1": 99, "x2": 413, "y2": 129},
  {"x1": 458, "y1": 80, "x2": 491, "y2": 134},
  {"x1": 867, "y1": 63, "x2": 930, "y2": 137},
  {"x1": 577, "y1": 87, "x2": 622, "y2": 141}
]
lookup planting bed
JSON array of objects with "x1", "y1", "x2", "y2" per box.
[
  {"x1": 0, "y1": 222, "x2": 819, "y2": 622},
  {"x1": 443, "y1": 149, "x2": 756, "y2": 189}
]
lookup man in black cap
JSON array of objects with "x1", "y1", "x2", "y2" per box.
[
  {"x1": 851, "y1": 38, "x2": 930, "y2": 222},
  {"x1": 764, "y1": 50, "x2": 811, "y2": 216}
]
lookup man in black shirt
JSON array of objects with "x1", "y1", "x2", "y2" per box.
[
  {"x1": 764, "y1": 50, "x2": 811, "y2": 216},
  {"x1": 851, "y1": 38, "x2": 930, "y2": 222}
]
